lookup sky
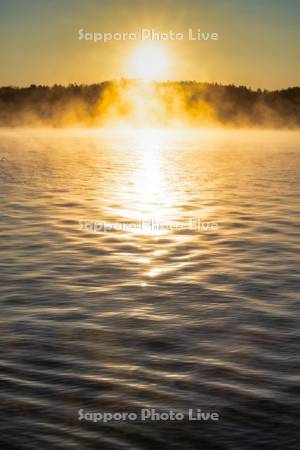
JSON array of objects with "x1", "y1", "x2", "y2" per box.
[{"x1": 0, "y1": 0, "x2": 299, "y2": 89}]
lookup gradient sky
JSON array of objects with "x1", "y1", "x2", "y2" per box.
[{"x1": 0, "y1": 0, "x2": 299, "y2": 89}]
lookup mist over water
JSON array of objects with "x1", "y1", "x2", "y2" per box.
[
  {"x1": 1, "y1": 81, "x2": 299, "y2": 128},
  {"x1": 0, "y1": 129, "x2": 299, "y2": 450}
]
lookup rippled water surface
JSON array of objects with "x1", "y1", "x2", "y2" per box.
[{"x1": 0, "y1": 129, "x2": 299, "y2": 450}]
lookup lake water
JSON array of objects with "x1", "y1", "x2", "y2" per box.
[{"x1": 0, "y1": 129, "x2": 299, "y2": 450}]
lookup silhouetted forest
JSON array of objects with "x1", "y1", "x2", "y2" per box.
[{"x1": 0, "y1": 80, "x2": 299, "y2": 127}]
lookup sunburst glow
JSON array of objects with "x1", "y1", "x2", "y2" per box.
[{"x1": 130, "y1": 44, "x2": 169, "y2": 80}]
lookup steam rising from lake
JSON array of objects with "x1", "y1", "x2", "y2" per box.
[{"x1": 0, "y1": 81, "x2": 299, "y2": 128}]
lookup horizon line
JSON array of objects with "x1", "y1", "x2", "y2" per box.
[{"x1": 1, "y1": 79, "x2": 299, "y2": 93}]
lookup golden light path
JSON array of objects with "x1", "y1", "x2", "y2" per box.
[
  {"x1": 110, "y1": 128, "x2": 182, "y2": 231},
  {"x1": 94, "y1": 126, "x2": 218, "y2": 284},
  {"x1": 106, "y1": 127, "x2": 194, "y2": 282}
]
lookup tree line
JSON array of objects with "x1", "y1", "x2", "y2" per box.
[{"x1": 0, "y1": 80, "x2": 299, "y2": 127}]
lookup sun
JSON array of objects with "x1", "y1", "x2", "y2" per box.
[{"x1": 130, "y1": 44, "x2": 169, "y2": 81}]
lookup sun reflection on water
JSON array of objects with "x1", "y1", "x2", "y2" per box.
[
  {"x1": 132, "y1": 129, "x2": 168, "y2": 222},
  {"x1": 103, "y1": 127, "x2": 185, "y2": 280},
  {"x1": 109, "y1": 128, "x2": 183, "y2": 235}
]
